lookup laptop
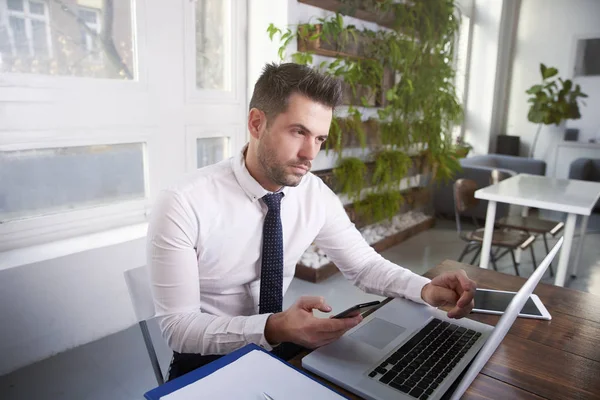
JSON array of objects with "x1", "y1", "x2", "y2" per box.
[{"x1": 302, "y1": 237, "x2": 564, "y2": 400}]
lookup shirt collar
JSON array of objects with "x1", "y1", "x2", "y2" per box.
[{"x1": 232, "y1": 144, "x2": 290, "y2": 202}]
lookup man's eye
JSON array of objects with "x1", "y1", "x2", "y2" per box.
[{"x1": 318, "y1": 137, "x2": 327, "y2": 143}]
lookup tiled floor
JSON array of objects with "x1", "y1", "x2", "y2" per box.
[{"x1": 1, "y1": 217, "x2": 599, "y2": 399}]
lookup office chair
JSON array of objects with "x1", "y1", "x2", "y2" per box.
[
  {"x1": 490, "y1": 169, "x2": 563, "y2": 277},
  {"x1": 124, "y1": 266, "x2": 165, "y2": 385},
  {"x1": 453, "y1": 178, "x2": 538, "y2": 275}
]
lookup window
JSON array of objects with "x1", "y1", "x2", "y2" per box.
[
  {"x1": 0, "y1": 1, "x2": 249, "y2": 253},
  {"x1": 452, "y1": 11, "x2": 473, "y2": 140},
  {"x1": 2, "y1": 0, "x2": 52, "y2": 59},
  {"x1": 78, "y1": 7, "x2": 102, "y2": 63},
  {"x1": 0, "y1": 143, "x2": 147, "y2": 222},
  {"x1": 0, "y1": 0, "x2": 135, "y2": 79},
  {"x1": 195, "y1": 0, "x2": 231, "y2": 90},
  {"x1": 196, "y1": 137, "x2": 230, "y2": 168}
]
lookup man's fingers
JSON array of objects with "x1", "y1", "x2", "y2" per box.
[
  {"x1": 456, "y1": 270, "x2": 476, "y2": 291},
  {"x1": 455, "y1": 271, "x2": 476, "y2": 307},
  {"x1": 456, "y1": 287, "x2": 475, "y2": 308},
  {"x1": 430, "y1": 287, "x2": 460, "y2": 307},
  {"x1": 317, "y1": 314, "x2": 362, "y2": 333},
  {"x1": 297, "y1": 296, "x2": 332, "y2": 313},
  {"x1": 448, "y1": 299, "x2": 474, "y2": 319}
]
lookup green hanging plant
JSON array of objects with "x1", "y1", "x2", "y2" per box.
[
  {"x1": 326, "y1": 118, "x2": 343, "y2": 154},
  {"x1": 355, "y1": 190, "x2": 404, "y2": 224},
  {"x1": 333, "y1": 157, "x2": 367, "y2": 199},
  {"x1": 380, "y1": 119, "x2": 411, "y2": 149},
  {"x1": 372, "y1": 150, "x2": 412, "y2": 189},
  {"x1": 267, "y1": 0, "x2": 464, "y2": 219}
]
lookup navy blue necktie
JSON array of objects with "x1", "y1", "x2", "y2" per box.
[{"x1": 259, "y1": 192, "x2": 284, "y2": 314}]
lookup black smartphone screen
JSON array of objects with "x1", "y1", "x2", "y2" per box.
[
  {"x1": 333, "y1": 301, "x2": 381, "y2": 319},
  {"x1": 474, "y1": 289, "x2": 542, "y2": 316}
]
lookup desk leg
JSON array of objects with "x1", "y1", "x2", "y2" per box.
[
  {"x1": 554, "y1": 213, "x2": 577, "y2": 287},
  {"x1": 571, "y1": 215, "x2": 589, "y2": 278},
  {"x1": 479, "y1": 201, "x2": 497, "y2": 269}
]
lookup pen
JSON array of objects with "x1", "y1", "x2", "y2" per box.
[{"x1": 263, "y1": 392, "x2": 275, "y2": 400}]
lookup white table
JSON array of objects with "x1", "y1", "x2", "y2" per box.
[{"x1": 475, "y1": 174, "x2": 600, "y2": 286}]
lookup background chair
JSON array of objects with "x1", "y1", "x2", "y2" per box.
[
  {"x1": 490, "y1": 169, "x2": 563, "y2": 277},
  {"x1": 453, "y1": 178, "x2": 538, "y2": 276},
  {"x1": 434, "y1": 154, "x2": 547, "y2": 220},
  {"x1": 124, "y1": 266, "x2": 165, "y2": 385}
]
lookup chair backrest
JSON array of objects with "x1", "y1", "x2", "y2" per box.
[
  {"x1": 124, "y1": 266, "x2": 156, "y2": 322},
  {"x1": 453, "y1": 179, "x2": 479, "y2": 214},
  {"x1": 123, "y1": 266, "x2": 165, "y2": 385},
  {"x1": 453, "y1": 179, "x2": 479, "y2": 235},
  {"x1": 491, "y1": 169, "x2": 501, "y2": 185}
]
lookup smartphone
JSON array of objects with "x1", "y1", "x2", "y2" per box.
[
  {"x1": 332, "y1": 300, "x2": 381, "y2": 319},
  {"x1": 472, "y1": 288, "x2": 551, "y2": 320}
]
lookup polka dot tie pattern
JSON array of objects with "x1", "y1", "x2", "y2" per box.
[{"x1": 259, "y1": 192, "x2": 285, "y2": 314}]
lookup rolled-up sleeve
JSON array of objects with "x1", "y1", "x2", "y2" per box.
[
  {"x1": 313, "y1": 185, "x2": 431, "y2": 304},
  {"x1": 147, "y1": 189, "x2": 274, "y2": 355}
]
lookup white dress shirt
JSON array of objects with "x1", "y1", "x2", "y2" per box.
[{"x1": 147, "y1": 145, "x2": 431, "y2": 355}]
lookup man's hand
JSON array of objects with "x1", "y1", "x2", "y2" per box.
[
  {"x1": 265, "y1": 296, "x2": 362, "y2": 348},
  {"x1": 420, "y1": 270, "x2": 476, "y2": 319}
]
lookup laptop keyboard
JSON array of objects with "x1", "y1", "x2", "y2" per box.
[{"x1": 368, "y1": 318, "x2": 482, "y2": 400}]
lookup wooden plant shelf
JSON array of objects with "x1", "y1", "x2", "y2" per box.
[
  {"x1": 314, "y1": 153, "x2": 428, "y2": 194},
  {"x1": 330, "y1": 117, "x2": 380, "y2": 149},
  {"x1": 297, "y1": 24, "x2": 372, "y2": 60},
  {"x1": 297, "y1": 23, "x2": 395, "y2": 108},
  {"x1": 294, "y1": 215, "x2": 435, "y2": 283},
  {"x1": 298, "y1": 0, "x2": 397, "y2": 30},
  {"x1": 341, "y1": 82, "x2": 378, "y2": 107}
]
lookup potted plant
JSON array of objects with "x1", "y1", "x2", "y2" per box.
[
  {"x1": 268, "y1": 2, "x2": 463, "y2": 223},
  {"x1": 453, "y1": 136, "x2": 472, "y2": 158},
  {"x1": 526, "y1": 63, "x2": 587, "y2": 158}
]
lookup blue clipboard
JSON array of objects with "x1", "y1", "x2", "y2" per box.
[{"x1": 143, "y1": 343, "x2": 350, "y2": 399}]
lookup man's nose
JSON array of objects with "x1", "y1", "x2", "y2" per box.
[{"x1": 298, "y1": 137, "x2": 320, "y2": 161}]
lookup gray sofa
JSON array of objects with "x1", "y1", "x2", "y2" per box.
[
  {"x1": 569, "y1": 158, "x2": 600, "y2": 210},
  {"x1": 433, "y1": 154, "x2": 547, "y2": 220}
]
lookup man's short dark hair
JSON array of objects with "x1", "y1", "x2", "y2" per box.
[{"x1": 249, "y1": 63, "x2": 342, "y2": 124}]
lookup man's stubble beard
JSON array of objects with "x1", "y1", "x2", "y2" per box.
[{"x1": 257, "y1": 132, "x2": 304, "y2": 188}]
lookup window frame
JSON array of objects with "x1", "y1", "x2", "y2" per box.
[
  {"x1": 77, "y1": 5, "x2": 103, "y2": 64},
  {"x1": 0, "y1": 128, "x2": 152, "y2": 252},
  {"x1": 185, "y1": 124, "x2": 241, "y2": 172},
  {"x1": 0, "y1": 0, "x2": 147, "y2": 94},
  {"x1": 182, "y1": 0, "x2": 245, "y2": 105},
  {"x1": 452, "y1": 1, "x2": 475, "y2": 141},
  {"x1": 2, "y1": 0, "x2": 53, "y2": 58}
]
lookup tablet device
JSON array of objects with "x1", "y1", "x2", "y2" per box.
[{"x1": 472, "y1": 288, "x2": 551, "y2": 320}]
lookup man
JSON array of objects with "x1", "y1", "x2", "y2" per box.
[{"x1": 147, "y1": 63, "x2": 476, "y2": 381}]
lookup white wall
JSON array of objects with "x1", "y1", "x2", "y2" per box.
[
  {"x1": 0, "y1": 0, "x2": 248, "y2": 375},
  {"x1": 0, "y1": 238, "x2": 145, "y2": 375},
  {"x1": 505, "y1": 0, "x2": 600, "y2": 162}
]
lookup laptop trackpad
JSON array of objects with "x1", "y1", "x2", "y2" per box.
[{"x1": 349, "y1": 317, "x2": 406, "y2": 349}]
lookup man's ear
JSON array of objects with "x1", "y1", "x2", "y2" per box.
[{"x1": 248, "y1": 108, "x2": 266, "y2": 140}]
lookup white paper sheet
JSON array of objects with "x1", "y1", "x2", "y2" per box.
[{"x1": 161, "y1": 349, "x2": 345, "y2": 400}]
